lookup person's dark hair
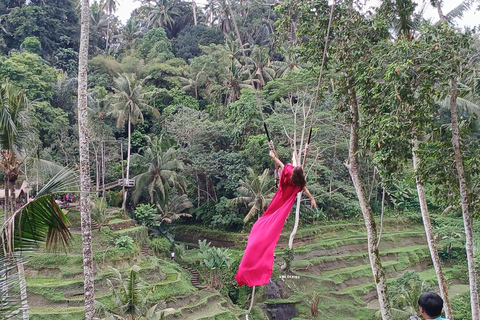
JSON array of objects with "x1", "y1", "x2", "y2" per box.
[
  {"x1": 291, "y1": 166, "x2": 306, "y2": 187},
  {"x1": 418, "y1": 292, "x2": 443, "y2": 318}
]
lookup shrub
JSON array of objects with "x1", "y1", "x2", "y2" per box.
[
  {"x1": 115, "y1": 235, "x2": 135, "y2": 251},
  {"x1": 91, "y1": 195, "x2": 109, "y2": 228},
  {"x1": 134, "y1": 204, "x2": 160, "y2": 228},
  {"x1": 210, "y1": 197, "x2": 243, "y2": 231},
  {"x1": 173, "y1": 243, "x2": 186, "y2": 262},
  {"x1": 114, "y1": 226, "x2": 149, "y2": 245},
  {"x1": 282, "y1": 247, "x2": 295, "y2": 273},
  {"x1": 149, "y1": 237, "x2": 171, "y2": 257},
  {"x1": 388, "y1": 270, "x2": 431, "y2": 311},
  {"x1": 105, "y1": 190, "x2": 123, "y2": 207},
  {"x1": 451, "y1": 292, "x2": 472, "y2": 320}
]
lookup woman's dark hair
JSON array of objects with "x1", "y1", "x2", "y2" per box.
[{"x1": 291, "y1": 166, "x2": 306, "y2": 187}]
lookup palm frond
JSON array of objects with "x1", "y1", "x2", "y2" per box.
[
  {"x1": 0, "y1": 256, "x2": 22, "y2": 317},
  {"x1": 26, "y1": 157, "x2": 76, "y2": 182},
  {"x1": 243, "y1": 205, "x2": 260, "y2": 223},
  {"x1": 3, "y1": 194, "x2": 72, "y2": 254},
  {"x1": 227, "y1": 196, "x2": 253, "y2": 206},
  {"x1": 1, "y1": 168, "x2": 77, "y2": 256},
  {"x1": 438, "y1": 96, "x2": 480, "y2": 118},
  {"x1": 445, "y1": 0, "x2": 474, "y2": 21}
]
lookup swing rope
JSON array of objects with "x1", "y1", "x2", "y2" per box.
[
  {"x1": 247, "y1": 286, "x2": 256, "y2": 313},
  {"x1": 302, "y1": 0, "x2": 336, "y2": 169},
  {"x1": 225, "y1": 0, "x2": 336, "y2": 315},
  {"x1": 225, "y1": 0, "x2": 280, "y2": 180}
]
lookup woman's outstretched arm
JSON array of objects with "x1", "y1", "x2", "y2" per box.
[
  {"x1": 269, "y1": 150, "x2": 285, "y2": 170},
  {"x1": 303, "y1": 186, "x2": 317, "y2": 208}
]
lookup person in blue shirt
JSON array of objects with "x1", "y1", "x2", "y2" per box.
[{"x1": 418, "y1": 292, "x2": 449, "y2": 320}]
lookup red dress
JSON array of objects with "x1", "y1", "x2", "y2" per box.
[{"x1": 235, "y1": 164, "x2": 302, "y2": 287}]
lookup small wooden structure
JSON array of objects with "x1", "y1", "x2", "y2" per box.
[
  {"x1": 0, "y1": 181, "x2": 31, "y2": 208},
  {"x1": 117, "y1": 179, "x2": 135, "y2": 187}
]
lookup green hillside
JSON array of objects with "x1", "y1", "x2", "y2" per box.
[{"x1": 20, "y1": 210, "x2": 471, "y2": 320}]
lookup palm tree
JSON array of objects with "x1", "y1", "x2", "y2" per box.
[
  {"x1": 108, "y1": 266, "x2": 146, "y2": 319},
  {"x1": 0, "y1": 77, "x2": 34, "y2": 320},
  {"x1": 78, "y1": 0, "x2": 95, "y2": 317},
  {"x1": 1, "y1": 168, "x2": 76, "y2": 319},
  {"x1": 179, "y1": 66, "x2": 207, "y2": 100},
  {"x1": 141, "y1": 0, "x2": 180, "y2": 31},
  {"x1": 95, "y1": 265, "x2": 167, "y2": 319},
  {"x1": 271, "y1": 47, "x2": 305, "y2": 78},
  {"x1": 0, "y1": 77, "x2": 31, "y2": 219},
  {"x1": 87, "y1": 86, "x2": 114, "y2": 196},
  {"x1": 101, "y1": 0, "x2": 119, "y2": 50},
  {"x1": 110, "y1": 74, "x2": 160, "y2": 211},
  {"x1": 90, "y1": 1, "x2": 109, "y2": 53},
  {"x1": 117, "y1": 18, "x2": 146, "y2": 50},
  {"x1": 246, "y1": 45, "x2": 276, "y2": 90},
  {"x1": 157, "y1": 194, "x2": 193, "y2": 223},
  {"x1": 202, "y1": 0, "x2": 217, "y2": 27},
  {"x1": 228, "y1": 167, "x2": 274, "y2": 223},
  {"x1": 131, "y1": 136, "x2": 187, "y2": 217}
]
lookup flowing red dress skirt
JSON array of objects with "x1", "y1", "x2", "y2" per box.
[{"x1": 235, "y1": 164, "x2": 302, "y2": 287}]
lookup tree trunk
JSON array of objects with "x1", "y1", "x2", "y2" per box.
[
  {"x1": 122, "y1": 117, "x2": 131, "y2": 212},
  {"x1": 449, "y1": 78, "x2": 480, "y2": 319},
  {"x1": 288, "y1": 193, "x2": 302, "y2": 249},
  {"x1": 4, "y1": 175, "x2": 10, "y2": 220},
  {"x1": 94, "y1": 143, "x2": 100, "y2": 196},
  {"x1": 77, "y1": 0, "x2": 95, "y2": 318},
  {"x1": 10, "y1": 178, "x2": 16, "y2": 214},
  {"x1": 102, "y1": 141, "x2": 106, "y2": 197},
  {"x1": 192, "y1": 0, "x2": 197, "y2": 26},
  {"x1": 432, "y1": 0, "x2": 447, "y2": 23},
  {"x1": 345, "y1": 88, "x2": 393, "y2": 320},
  {"x1": 106, "y1": 17, "x2": 110, "y2": 52},
  {"x1": 412, "y1": 139, "x2": 453, "y2": 320}
]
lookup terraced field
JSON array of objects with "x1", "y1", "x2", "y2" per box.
[
  {"x1": 23, "y1": 213, "x2": 244, "y2": 320},
  {"x1": 20, "y1": 212, "x2": 469, "y2": 320},
  {"x1": 257, "y1": 217, "x2": 469, "y2": 319}
]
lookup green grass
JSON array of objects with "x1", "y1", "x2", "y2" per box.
[
  {"x1": 107, "y1": 218, "x2": 130, "y2": 224},
  {"x1": 30, "y1": 307, "x2": 85, "y2": 320},
  {"x1": 449, "y1": 284, "x2": 470, "y2": 296},
  {"x1": 112, "y1": 225, "x2": 148, "y2": 244}
]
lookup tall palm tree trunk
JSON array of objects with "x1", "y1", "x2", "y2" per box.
[
  {"x1": 412, "y1": 139, "x2": 453, "y2": 320},
  {"x1": 345, "y1": 88, "x2": 392, "y2": 320},
  {"x1": 10, "y1": 178, "x2": 16, "y2": 215},
  {"x1": 192, "y1": 0, "x2": 197, "y2": 26},
  {"x1": 4, "y1": 176, "x2": 10, "y2": 220},
  {"x1": 102, "y1": 141, "x2": 106, "y2": 197},
  {"x1": 94, "y1": 144, "x2": 100, "y2": 196},
  {"x1": 450, "y1": 78, "x2": 480, "y2": 319},
  {"x1": 122, "y1": 117, "x2": 131, "y2": 212},
  {"x1": 78, "y1": 0, "x2": 95, "y2": 318},
  {"x1": 106, "y1": 18, "x2": 110, "y2": 52}
]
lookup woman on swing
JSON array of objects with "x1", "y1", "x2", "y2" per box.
[{"x1": 235, "y1": 150, "x2": 316, "y2": 287}]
